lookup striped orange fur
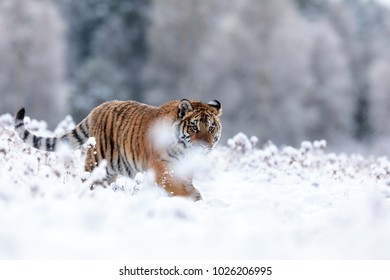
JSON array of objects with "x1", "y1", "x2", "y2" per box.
[{"x1": 14, "y1": 99, "x2": 222, "y2": 200}]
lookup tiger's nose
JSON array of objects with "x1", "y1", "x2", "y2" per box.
[
  {"x1": 199, "y1": 142, "x2": 212, "y2": 151},
  {"x1": 193, "y1": 140, "x2": 209, "y2": 149}
]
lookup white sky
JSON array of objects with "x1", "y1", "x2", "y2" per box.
[
  {"x1": 377, "y1": 0, "x2": 390, "y2": 7},
  {"x1": 357, "y1": 0, "x2": 390, "y2": 7},
  {"x1": 331, "y1": 0, "x2": 390, "y2": 8}
]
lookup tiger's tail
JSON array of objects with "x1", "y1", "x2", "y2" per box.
[{"x1": 14, "y1": 107, "x2": 90, "y2": 151}]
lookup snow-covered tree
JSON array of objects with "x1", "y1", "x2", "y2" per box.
[
  {"x1": 328, "y1": 0, "x2": 388, "y2": 141},
  {"x1": 70, "y1": 57, "x2": 127, "y2": 119},
  {"x1": 0, "y1": 0, "x2": 68, "y2": 127},
  {"x1": 193, "y1": 0, "x2": 306, "y2": 143},
  {"x1": 306, "y1": 20, "x2": 353, "y2": 143},
  {"x1": 193, "y1": 0, "x2": 355, "y2": 145},
  {"x1": 57, "y1": 0, "x2": 150, "y2": 121},
  {"x1": 144, "y1": 0, "x2": 359, "y2": 146},
  {"x1": 368, "y1": 11, "x2": 390, "y2": 139},
  {"x1": 369, "y1": 59, "x2": 390, "y2": 136},
  {"x1": 144, "y1": 0, "x2": 231, "y2": 104}
]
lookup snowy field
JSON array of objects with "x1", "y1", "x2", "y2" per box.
[{"x1": 1, "y1": 113, "x2": 390, "y2": 259}]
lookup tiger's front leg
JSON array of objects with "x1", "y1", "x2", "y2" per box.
[{"x1": 152, "y1": 160, "x2": 202, "y2": 201}]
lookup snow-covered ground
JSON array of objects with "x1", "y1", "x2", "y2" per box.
[{"x1": 1, "y1": 113, "x2": 390, "y2": 259}]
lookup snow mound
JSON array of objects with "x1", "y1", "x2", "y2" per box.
[{"x1": 0, "y1": 114, "x2": 390, "y2": 259}]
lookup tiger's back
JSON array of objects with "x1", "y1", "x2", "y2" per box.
[
  {"x1": 15, "y1": 99, "x2": 222, "y2": 200},
  {"x1": 87, "y1": 100, "x2": 160, "y2": 179}
]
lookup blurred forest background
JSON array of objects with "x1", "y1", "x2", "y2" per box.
[{"x1": 1, "y1": 0, "x2": 390, "y2": 154}]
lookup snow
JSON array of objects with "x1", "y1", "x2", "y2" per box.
[{"x1": 1, "y1": 113, "x2": 390, "y2": 259}]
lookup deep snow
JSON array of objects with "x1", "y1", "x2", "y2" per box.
[{"x1": 0, "y1": 113, "x2": 390, "y2": 259}]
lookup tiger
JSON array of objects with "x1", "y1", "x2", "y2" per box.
[{"x1": 14, "y1": 99, "x2": 222, "y2": 200}]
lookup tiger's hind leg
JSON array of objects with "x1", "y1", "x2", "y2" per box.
[
  {"x1": 85, "y1": 143, "x2": 98, "y2": 173},
  {"x1": 84, "y1": 144, "x2": 117, "y2": 189}
]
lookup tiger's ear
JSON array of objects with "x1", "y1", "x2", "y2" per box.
[
  {"x1": 208, "y1": 100, "x2": 222, "y2": 116},
  {"x1": 178, "y1": 99, "x2": 193, "y2": 118}
]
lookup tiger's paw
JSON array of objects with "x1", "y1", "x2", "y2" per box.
[{"x1": 190, "y1": 190, "x2": 202, "y2": 201}]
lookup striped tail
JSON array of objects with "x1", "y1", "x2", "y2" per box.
[{"x1": 14, "y1": 107, "x2": 90, "y2": 151}]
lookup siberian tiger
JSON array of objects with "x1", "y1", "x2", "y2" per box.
[{"x1": 14, "y1": 99, "x2": 222, "y2": 200}]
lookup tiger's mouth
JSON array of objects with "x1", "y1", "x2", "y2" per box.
[{"x1": 188, "y1": 140, "x2": 214, "y2": 153}]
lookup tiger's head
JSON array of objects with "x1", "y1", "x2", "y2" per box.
[{"x1": 176, "y1": 99, "x2": 222, "y2": 150}]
